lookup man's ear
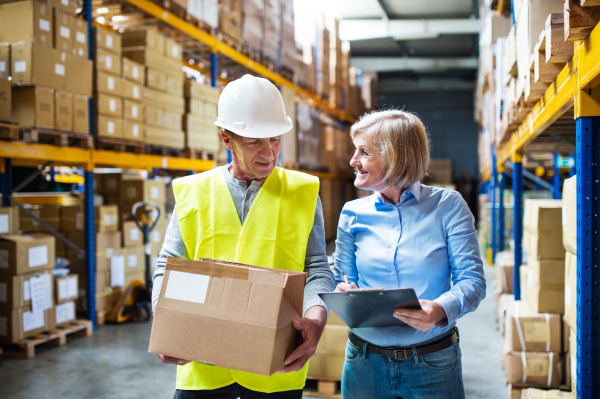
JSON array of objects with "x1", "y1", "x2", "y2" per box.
[{"x1": 220, "y1": 130, "x2": 234, "y2": 151}]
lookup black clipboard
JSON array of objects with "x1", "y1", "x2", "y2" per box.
[{"x1": 318, "y1": 289, "x2": 421, "y2": 328}]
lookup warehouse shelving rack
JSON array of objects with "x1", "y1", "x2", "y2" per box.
[
  {"x1": 0, "y1": 0, "x2": 355, "y2": 332},
  {"x1": 484, "y1": 21, "x2": 600, "y2": 399}
]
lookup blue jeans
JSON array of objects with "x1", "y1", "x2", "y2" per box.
[{"x1": 341, "y1": 336, "x2": 465, "y2": 399}]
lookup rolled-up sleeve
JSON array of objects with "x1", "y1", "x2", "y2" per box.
[
  {"x1": 303, "y1": 196, "x2": 336, "y2": 314},
  {"x1": 433, "y1": 192, "x2": 486, "y2": 326}
]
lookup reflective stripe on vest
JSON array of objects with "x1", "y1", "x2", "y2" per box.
[{"x1": 172, "y1": 167, "x2": 319, "y2": 393}]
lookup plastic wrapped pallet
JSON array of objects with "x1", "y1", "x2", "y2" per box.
[
  {"x1": 262, "y1": 0, "x2": 281, "y2": 63},
  {"x1": 280, "y1": 0, "x2": 295, "y2": 73},
  {"x1": 241, "y1": 0, "x2": 263, "y2": 54}
]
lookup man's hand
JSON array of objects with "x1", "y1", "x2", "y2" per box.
[
  {"x1": 393, "y1": 300, "x2": 447, "y2": 332},
  {"x1": 334, "y1": 281, "x2": 357, "y2": 292},
  {"x1": 279, "y1": 305, "x2": 327, "y2": 373},
  {"x1": 157, "y1": 354, "x2": 191, "y2": 366}
]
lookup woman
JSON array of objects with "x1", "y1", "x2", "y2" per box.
[{"x1": 334, "y1": 110, "x2": 486, "y2": 399}]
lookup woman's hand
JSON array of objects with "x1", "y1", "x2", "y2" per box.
[
  {"x1": 157, "y1": 354, "x2": 191, "y2": 366},
  {"x1": 334, "y1": 281, "x2": 357, "y2": 292},
  {"x1": 393, "y1": 300, "x2": 447, "y2": 332}
]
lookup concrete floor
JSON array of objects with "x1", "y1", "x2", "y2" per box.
[{"x1": 0, "y1": 266, "x2": 504, "y2": 399}]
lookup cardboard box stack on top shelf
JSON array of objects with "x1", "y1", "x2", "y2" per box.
[
  {"x1": 241, "y1": 0, "x2": 263, "y2": 58},
  {"x1": 280, "y1": 0, "x2": 295, "y2": 77},
  {"x1": 122, "y1": 29, "x2": 185, "y2": 150},
  {"x1": 262, "y1": 0, "x2": 280, "y2": 67},
  {"x1": 218, "y1": 0, "x2": 242, "y2": 47},
  {"x1": 1, "y1": 0, "x2": 92, "y2": 133},
  {"x1": 183, "y1": 79, "x2": 221, "y2": 156}
]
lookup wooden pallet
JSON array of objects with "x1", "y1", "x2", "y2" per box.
[
  {"x1": 303, "y1": 378, "x2": 342, "y2": 398},
  {"x1": 1, "y1": 320, "x2": 93, "y2": 359},
  {"x1": 96, "y1": 136, "x2": 145, "y2": 153},
  {"x1": 261, "y1": 55, "x2": 277, "y2": 72},
  {"x1": 241, "y1": 45, "x2": 261, "y2": 62},
  {"x1": 0, "y1": 120, "x2": 19, "y2": 140},
  {"x1": 19, "y1": 128, "x2": 93, "y2": 148},
  {"x1": 150, "y1": 0, "x2": 213, "y2": 34},
  {"x1": 218, "y1": 33, "x2": 242, "y2": 52},
  {"x1": 184, "y1": 148, "x2": 216, "y2": 160},
  {"x1": 146, "y1": 144, "x2": 185, "y2": 157}
]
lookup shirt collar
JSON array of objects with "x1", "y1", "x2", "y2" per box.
[
  {"x1": 374, "y1": 181, "x2": 422, "y2": 206},
  {"x1": 222, "y1": 164, "x2": 266, "y2": 188}
]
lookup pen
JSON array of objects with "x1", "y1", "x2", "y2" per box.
[{"x1": 343, "y1": 271, "x2": 349, "y2": 285}]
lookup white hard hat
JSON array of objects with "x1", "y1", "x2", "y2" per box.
[{"x1": 215, "y1": 74, "x2": 293, "y2": 138}]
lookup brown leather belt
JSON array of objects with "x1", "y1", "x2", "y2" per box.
[{"x1": 349, "y1": 328, "x2": 459, "y2": 360}]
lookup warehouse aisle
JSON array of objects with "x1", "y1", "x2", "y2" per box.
[{"x1": 0, "y1": 266, "x2": 504, "y2": 399}]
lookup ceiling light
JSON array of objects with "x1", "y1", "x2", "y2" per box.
[
  {"x1": 97, "y1": 7, "x2": 109, "y2": 14},
  {"x1": 96, "y1": 16, "x2": 106, "y2": 24},
  {"x1": 111, "y1": 15, "x2": 126, "y2": 22},
  {"x1": 188, "y1": 59, "x2": 195, "y2": 65}
]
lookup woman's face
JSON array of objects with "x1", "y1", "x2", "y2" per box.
[{"x1": 350, "y1": 131, "x2": 387, "y2": 191}]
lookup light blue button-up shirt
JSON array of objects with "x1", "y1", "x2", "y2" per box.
[{"x1": 333, "y1": 182, "x2": 486, "y2": 347}]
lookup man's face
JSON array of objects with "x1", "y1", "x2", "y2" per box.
[{"x1": 222, "y1": 131, "x2": 282, "y2": 181}]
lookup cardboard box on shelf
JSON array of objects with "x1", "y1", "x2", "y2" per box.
[
  {"x1": 308, "y1": 352, "x2": 345, "y2": 380},
  {"x1": 54, "y1": 90, "x2": 73, "y2": 132},
  {"x1": 94, "y1": 26, "x2": 121, "y2": 55},
  {"x1": 562, "y1": 176, "x2": 576, "y2": 255},
  {"x1": 527, "y1": 257, "x2": 565, "y2": 286},
  {"x1": 60, "y1": 205, "x2": 119, "y2": 233},
  {"x1": 145, "y1": 126, "x2": 185, "y2": 149},
  {"x1": 96, "y1": 70, "x2": 122, "y2": 96},
  {"x1": 72, "y1": 94, "x2": 89, "y2": 134},
  {"x1": 0, "y1": 234, "x2": 55, "y2": 275},
  {"x1": 53, "y1": 9, "x2": 72, "y2": 52},
  {"x1": 10, "y1": 42, "x2": 63, "y2": 89},
  {"x1": 165, "y1": 72, "x2": 183, "y2": 96},
  {"x1": 0, "y1": 269, "x2": 53, "y2": 309},
  {"x1": 523, "y1": 200, "x2": 563, "y2": 258},
  {"x1": 149, "y1": 256, "x2": 307, "y2": 376},
  {"x1": 119, "y1": 180, "x2": 166, "y2": 219},
  {"x1": 123, "y1": 99, "x2": 143, "y2": 122},
  {"x1": 564, "y1": 251, "x2": 576, "y2": 329},
  {"x1": 71, "y1": 17, "x2": 88, "y2": 58},
  {"x1": 146, "y1": 67, "x2": 166, "y2": 91},
  {"x1": 97, "y1": 92, "x2": 122, "y2": 117},
  {"x1": 524, "y1": 230, "x2": 566, "y2": 260},
  {"x1": 526, "y1": 283, "x2": 564, "y2": 315},
  {"x1": 11, "y1": 86, "x2": 54, "y2": 129},
  {"x1": 96, "y1": 232, "x2": 122, "y2": 272},
  {"x1": 145, "y1": 87, "x2": 185, "y2": 112},
  {"x1": 0, "y1": 43, "x2": 9, "y2": 78},
  {"x1": 163, "y1": 109, "x2": 181, "y2": 130},
  {"x1": 495, "y1": 251, "x2": 514, "y2": 293},
  {"x1": 0, "y1": 76, "x2": 10, "y2": 121},
  {"x1": 122, "y1": 48, "x2": 166, "y2": 72},
  {"x1": 122, "y1": 220, "x2": 142, "y2": 247},
  {"x1": 95, "y1": 48, "x2": 121, "y2": 76},
  {"x1": 122, "y1": 29, "x2": 165, "y2": 54},
  {"x1": 99, "y1": 173, "x2": 123, "y2": 198},
  {"x1": 64, "y1": 52, "x2": 92, "y2": 97},
  {"x1": 0, "y1": 207, "x2": 19, "y2": 236},
  {"x1": 55, "y1": 274, "x2": 78, "y2": 304},
  {"x1": 97, "y1": 114, "x2": 123, "y2": 139},
  {"x1": 123, "y1": 119, "x2": 144, "y2": 142},
  {"x1": 504, "y1": 301, "x2": 562, "y2": 352},
  {"x1": 124, "y1": 245, "x2": 144, "y2": 274},
  {"x1": 145, "y1": 105, "x2": 163, "y2": 127},
  {"x1": 0, "y1": 0, "x2": 53, "y2": 47},
  {"x1": 49, "y1": 0, "x2": 78, "y2": 16},
  {"x1": 164, "y1": 38, "x2": 182, "y2": 60},
  {"x1": 54, "y1": 300, "x2": 75, "y2": 327},
  {"x1": 19, "y1": 205, "x2": 60, "y2": 232},
  {"x1": 122, "y1": 57, "x2": 144, "y2": 84},
  {"x1": 0, "y1": 305, "x2": 56, "y2": 344},
  {"x1": 504, "y1": 351, "x2": 562, "y2": 388},
  {"x1": 121, "y1": 79, "x2": 143, "y2": 102},
  {"x1": 521, "y1": 388, "x2": 570, "y2": 399},
  {"x1": 150, "y1": 218, "x2": 167, "y2": 256}
]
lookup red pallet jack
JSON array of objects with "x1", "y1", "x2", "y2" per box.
[{"x1": 106, "y1": 201, "x2": 161, "y2": 323}]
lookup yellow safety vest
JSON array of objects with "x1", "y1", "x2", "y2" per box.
[{"x1": 172, "y1": 166, "x2": 319, "y2": 393}]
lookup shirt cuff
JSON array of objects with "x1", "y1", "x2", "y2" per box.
[{"x1": 433, "y1": 294, "x2": 459, "y2": 327}]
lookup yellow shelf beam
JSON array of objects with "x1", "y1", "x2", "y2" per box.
[{"x1": 122, "y1": 0, "x2": 355, "y2": 124}]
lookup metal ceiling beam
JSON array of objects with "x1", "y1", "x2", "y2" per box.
[
  {"x1": 377, "y1": 78, "x2": 475, "y2": 92},
  {"x1": 339, "y1": 18, "x2": 480, "y2": 41},
  {"x1": 351, "y1": 57, "x2": 478, "y2": 72}
]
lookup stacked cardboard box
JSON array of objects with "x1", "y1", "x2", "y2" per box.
[
  {"x1": 262, "y1": 0, "x2": 280, "y2": 65},
  {"x1": 280, "y1": 0, "x2": 295, "y2": 74},
  {"x1": 279, "y1": 85, "x2": 297, "y2": 167},
  {"x1": 296, "y1": 101, "x2": 320, "y2": 170},
  {"x1": 0, "y1": 234, "x2": 57, "y2": 343},
  {"x1": 2, "y1": 0, "x2": 92, "y2": 132},
  {"x1": 562, "y1": 176, "x2": 577, "y2": 394},
  {"x1": 345, "y1": 68, "x2": 366, "y2": 118},
  {"x1": 522, "y1": 199, "x2": 564, "y2": 314},
  {"x1": 218, "y1": 0, "x2": 242, "y2": 46},
  {"x1": 54, "y1": 273, "x2": 78, "y2": 327},
  {"x1": 241, "y1": 0, "x2": 263, "y2": 56},
  {"x1": 328, "y1": 18, "x2": 345, "y2": 109},
  {"x1": 503, "y1": 301, "x2": 564, "y2": 389},
  {"x1": 316, "y1": 16, "x2": 330, "y2": 101},
  {"x1": 0, "y1": 207, "x2": 20, "y2": 236},
  {"x1": 0, "y1": 48, "x2": 11, "y2": 121},
  {"x1": 122, "y1": 29, "x2": 185, "y2": 149},
  {"x1": 183, "y1": 80, "x2": 220, "y2": 153},
  {"x1": 308, "y1": 310, "x2": 348, "y2": 379}
]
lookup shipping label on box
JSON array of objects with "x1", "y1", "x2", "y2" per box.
[
  {"x1": 72, "y1": 16, "x2": 88, "y2": 58},
  {"x1": 122, "y1": 220, "x2": 142, "y2": 247},
  {"x1": 122, "y1": 57, "x2": 144, "y2": 84},
  {"x1": 0, "y1": 43, "x2": 9, "y2": 78},
  {"x1": 0, "y1": 234, "x2": 55, "y2": 275},
  {"x1": 0, "y1": 207, "x2": 19, "y2": 236},
  {"x1": 123, "y1": 98, "x2": 144, "y2": 122},
  {"x1": 505, "y1": 301, "x2": 562, "y2": 352},
  {"x1": 97, "y1": 70, "x2": 122, "y2": 96},
  {"x1": 149, "y1": 257, "x2": 306, "y2": 376},
  {"x1": 124, "y1": 245, "x2": 144, "y2": 273},
  {"x1": 96, "y1": 48, "x2": 121, "y2": 75},
  {"x1": 122, "y1": 79, "x2": 144, "y2": 101},
  {"x1": 97, "y1": 92, "x2": 122, "y2": 117},
  {"x1": 55, "y1": 300, "x2": 75, "y2": 326}
]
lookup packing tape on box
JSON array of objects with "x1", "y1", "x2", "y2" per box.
[
  {"x1": 520, "y1": 351, "x2": 554, "y2": 387},
  {"x1": 514, "y1": 302, "x2": 552, "y2": 351}
]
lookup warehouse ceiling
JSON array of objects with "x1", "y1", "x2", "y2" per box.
[{"x1": 335, "y1": 0, "x2": 479, "y2": 93}]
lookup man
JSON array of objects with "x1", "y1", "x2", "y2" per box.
[{"x1": 152, "y1": 74, "x2": 336, "y2": 399}]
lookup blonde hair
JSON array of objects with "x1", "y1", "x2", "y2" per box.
[{"x1": 350, "y1": 110, "x2": 430, "y2": 189}]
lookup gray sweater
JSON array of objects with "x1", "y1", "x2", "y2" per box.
[{"x1": 152, "y1": 166, "x2": 336, "y2": 314}]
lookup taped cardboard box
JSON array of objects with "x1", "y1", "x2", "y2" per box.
[
  {"x1": 0, "y1": 0, "x2": 53, "y2": 47},
  {"x1": 11, "y1": 86, "x2": 55, "y2": 129},
  {"x1": 505, "y1": 351, "x2": 562, "y2": 388},
  {"x1": 0, "y1": 269, "x2": 53, "y2": 309},
  {"x1": 562, "y1": 176, "x2": 576, "y2": 255},
  {"x1": 122, "y1": 29, "x2": 165, "y2": 54},
  {"x1": 496, "y1": 250, "x2": 514, "y2": 293},
  {"x1": 0, "y1": 76, "x2": 10, "y2": 121},
  {"x1": 94, "y1": 26, "x2": 121, "y2": 55},
  {"x1": 123, "y1": 99, "x2": 143, "y2": 122},
  {"x1": 55, "y1": 274, "x2": 78, "y2": 304},
  {"x1": 521, "y1": 388, "x2": 570, "y2": 398},
  {"x1": 0, "y1": 305, "x2": 56, "y2": 343},
  {"x1": 504, "y1": 301, "x2": 562, "y2": 352},
  {"x1": 55, "y1": 300, "x2": 75, "y2": 327},
  {"x1": 60, "y1": 205, "x2": 119, "y2": 233},
  {"x1": 523, "y1": 200, "x2": 564, "y2": 258},
  {"x1": 97, "y1": 92, "x2": 123, "y2": 117},
  {"x1": 0, "y1": 207, "x2": 19, "y2": 236},
  {"x1": 19, "y1": 205, "x2": 60, "y2": 232},
  {"x1": 497, "y1": 293, "x2": 515, "y2": 336},
  {"x1": 149, "y1": 256, "x2": 306, "y2": 376},
  {"x1": 10, "y1": 42, "x2": 63, "y2": 90},
  {"x1": 0, "y1": 234, "x2": 56, "y2": 275},
  {"x1": 122, "y1": 220, "x2": 142, "y2": 247}
]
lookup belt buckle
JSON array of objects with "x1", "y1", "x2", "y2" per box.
[{"x1": 394, "y1": 349, "x2": 408, "y2": 360}]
